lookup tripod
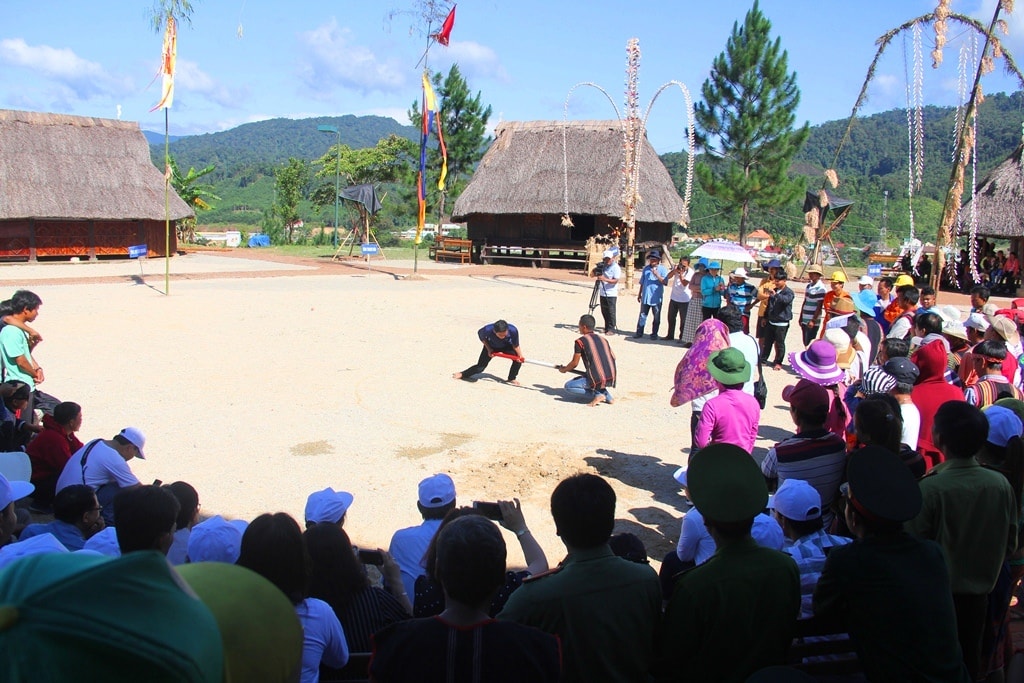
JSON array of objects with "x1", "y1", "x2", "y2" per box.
[{"x1": 589, "y1": 279, "x2": 601, "y2": 314}]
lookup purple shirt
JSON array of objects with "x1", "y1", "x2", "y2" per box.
[{"x1": 694, "y1": 387, "x2": 761, "y2": 452}]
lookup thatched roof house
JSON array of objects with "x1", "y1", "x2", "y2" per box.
[
  {"x1": 0, "y1": 109, "x2": 192, "y2": 260},
  {"x1": 960, "y1": 142, "x2": 1024, "y2": 238},
  {"x1": 452, "y1": 120, "x2": 685, "y2": 259}
]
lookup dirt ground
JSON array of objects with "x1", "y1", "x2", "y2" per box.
[{"x1": 0, "y1": 251, "x2": 992, "y2": 569}]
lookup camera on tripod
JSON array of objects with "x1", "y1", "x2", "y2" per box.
[{"x1": 591, "y1": 262, "x2": 607, "y2": 277}]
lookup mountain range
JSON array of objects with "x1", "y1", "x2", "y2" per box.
[{"x1": 152, "y1": 92, "x2": 1024, "y2": 244}]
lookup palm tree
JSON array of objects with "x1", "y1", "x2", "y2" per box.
[{"x1": 168, "y1": 156, "x2": 220, "y2": 243}]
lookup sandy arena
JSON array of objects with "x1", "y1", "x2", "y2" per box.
[{"x1": 0, "y1": 251, "x2": 985, "y2": 569}]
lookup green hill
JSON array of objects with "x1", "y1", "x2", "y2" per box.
[
  {"x1": 152, "y1": 114, "x2": 417, "y2": 226},
  {"x1": 157, "y1": 96, "x2": 1024, "y2": 242},
  {"x1": 662, "y1": 90, "x2": 1024, "y2": 250}
]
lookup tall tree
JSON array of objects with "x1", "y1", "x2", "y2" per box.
[
  {"x1": 409, "y1": 64, "x2": 492, "y2": 220},
  {"x1": 694, "y1": 1, "x2": 809, "y2": 244},
  {"x1": 312, "y1": 134, "x2": 416, "y2": 189},
  {"x1": 273, "y1": 158, "x2": 308, "y2": 243}
]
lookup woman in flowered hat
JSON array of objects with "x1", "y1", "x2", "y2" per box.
[{"x1": 789, "y1": 340, "x2": 849, "y2": 440}]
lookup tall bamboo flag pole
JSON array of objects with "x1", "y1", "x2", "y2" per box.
[
  {"x1": 412, "y1": 3, "x2": 455, "y2": 275},
  {"x1": 152, "y1": 13, "x2": 177, "y2": 295}
]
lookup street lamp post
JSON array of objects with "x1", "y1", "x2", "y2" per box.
[{"x1": 317, "y1": 124, "x2": 341, "y2": 247}]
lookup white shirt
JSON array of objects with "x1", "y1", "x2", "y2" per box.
[
  {"x1": 297, "y1": 597, "x2": 349, "y2": 683},
  {"x1": 389, "y1": 518, "x2": 443, "y2": 597},
  {"x1": 899, "y1": 402, "x2": 921, "y2": 450},
  {"x1": 599, "y1": 262, "x2": 621, "y2": 298},
  {"x1": 676, "y1": 508, "x2": 784, "y2": 565},
  {"x1": 55, "y1": 440, "x2": 140, "y2": 493},
  {"x1": 669, "y1": 268, "x2": 694, "y2": 303}
]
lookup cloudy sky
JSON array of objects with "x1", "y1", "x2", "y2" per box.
[{"x1": 1, "y1": 0, "x2": 1022, "y2": 153}]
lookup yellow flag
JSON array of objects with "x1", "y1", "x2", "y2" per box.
[{"x1": 151, "y1": 16, "x2": 177, "y2": 111}]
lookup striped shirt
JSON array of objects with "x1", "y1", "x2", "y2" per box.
[
  {"x1": 783, "y1": 529, "x2": 852, "y2": 618},
  {"x1": 576, "y1": 332, "x2": 616, "y2": 390},
  {"x1": 334, "y1": 586, "x2": 410, "y2": 653},
  {"x1": 726, "y1": 282, "x2": 757, "y2": 311},
  {"x1": 761, "y1": 428, "x2": 847, "y2": 528},
  {"x1": 800, "y1": 281, "x2": 827, "y2": 324}
]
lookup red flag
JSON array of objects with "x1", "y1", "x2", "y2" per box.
[{"x1": 431, "y1": 5, "x2": 456, "y2": 46}]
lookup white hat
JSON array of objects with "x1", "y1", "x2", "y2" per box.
[
  {"x1": 965, "y1": 312, "x2": 991, "y2": 332},
  {"x1": 118, "y1": 427, "x2": 146, "y2": 459},
  {"x1": 858, "y1": 275, "x2": 874, "y2": 286},
  {"x1": 938, "y1": 305, "x2": 963, "y2": 323},
  {"x1": 602, "y1": 250, "x2": 615, "y2": 259},
  {"x1": 0, "y1": 533, "x2": 68, "y2": 570},
  {"x1": 730, "y1": 267, "x2": 748, "y2": 278},
  {"x1": 82, "y1": 527, "x2": 121, "y2": 557},
  {"x1": 768, "y1": 479, "x2": 822, "y2": 521},
  {"x1": 672, "y1": 466, "x2": 688, "y2": 488},
  {"x1": 304, "y1": 487, "x2": 354, "y2": 525},
  {"x1": 187, "y1": 515, "x2": 245, "y2": 564},
  {"x1": 0, "y1": 472, "x2": 33, "y2": 509},
  {"x1": 418, "y1": 474, "x2": 456, "y2": 508}
]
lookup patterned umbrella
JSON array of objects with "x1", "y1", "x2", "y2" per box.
[{"x1": 689, "y1": 239, "x2": 758, "y2": 264}]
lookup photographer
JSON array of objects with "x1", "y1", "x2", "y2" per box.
[
  {"x1": 595, "y1": 250, "x2": 621, "y2": 335},
  {"x1": 412, "y1": 499, "x2": 548, "y2": 618},
  {"x1": 664, "y1": 257, "x2": 693, "y2": 341}
]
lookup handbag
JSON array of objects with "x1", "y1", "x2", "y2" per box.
[{"x1": 749, "y1": 334, "x2": 768, "y2": 409}]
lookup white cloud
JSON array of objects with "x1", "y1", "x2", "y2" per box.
[
  {"x1": 0, "y1": 38, "x2": 126, "y2": 99},
  {"x1": 296, "y1": 19, "x2": 410, "y2": 97},
  {"x1": 872, "y1": 73, "x2": 900, "y2": 96},
  {"x1": 174, "y1": 60, "x2": 248, "y2": 109},
  {"x1": 356, "y1": 107, "x2": 412, "y2": 124},
  {"x1": 431, "y1": 40, "x2": 509, "y2": 83}
]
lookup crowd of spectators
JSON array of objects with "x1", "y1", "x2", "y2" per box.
[{"x1": 5, "y1": 267, "x2": 1024, "y2": 682}]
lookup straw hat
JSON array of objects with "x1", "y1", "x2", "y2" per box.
[{"x1": 823, "y1": 328, "x2": 855, "y2": 369}]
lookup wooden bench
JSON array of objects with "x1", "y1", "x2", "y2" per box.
[
  {"x1": 480, "y1": 244, "x2": 587, "y2": 268},
  {"x1": 429, "y1": 237, "x2": 473, "y2": 263},
  {"x1": 787, "y1": 616, "x2": 862, "y2": 677}
]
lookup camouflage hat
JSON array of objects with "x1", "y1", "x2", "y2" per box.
[{"x1": 687, "y1": 443, "x2": 767, "y2": 523}]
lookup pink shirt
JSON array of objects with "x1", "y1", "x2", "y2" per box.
[{"x1": 694, "y1": 387, "x2": 761, "y2": 452}]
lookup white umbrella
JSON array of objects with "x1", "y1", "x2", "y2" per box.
[{"x1": 689, "y1": 239, "x2": 758, "y2": 264}]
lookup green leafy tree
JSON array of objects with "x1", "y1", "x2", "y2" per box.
[
  {"x1": 150, "y1": 0, "x2": 196, "y2": 31},
  {"x1": 168, "y1": 155, "x2": 220, "y2": 242},
  {"x1": 312, "y1": 134, "x2": 416, "y2": 189},
  {"x1": 694, "y1": 0, "x2": 809, "y2": 244},
  {"x1": 409, "y1": 64, "x2": 492, "y2": 220},
  {"x1": 273, "y1": 158, "x2": 308, "y2": 243},
  {"x1": 311, "y1": 134, "x2": 416, "y2": 237}
]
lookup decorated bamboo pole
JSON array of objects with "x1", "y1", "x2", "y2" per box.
[
  {"x1": 932, "y1": 1, "x2": 1002, "y2": 292},
  {"x1": 621, "y1": 39, "x2": 642, "y2": 291}
]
